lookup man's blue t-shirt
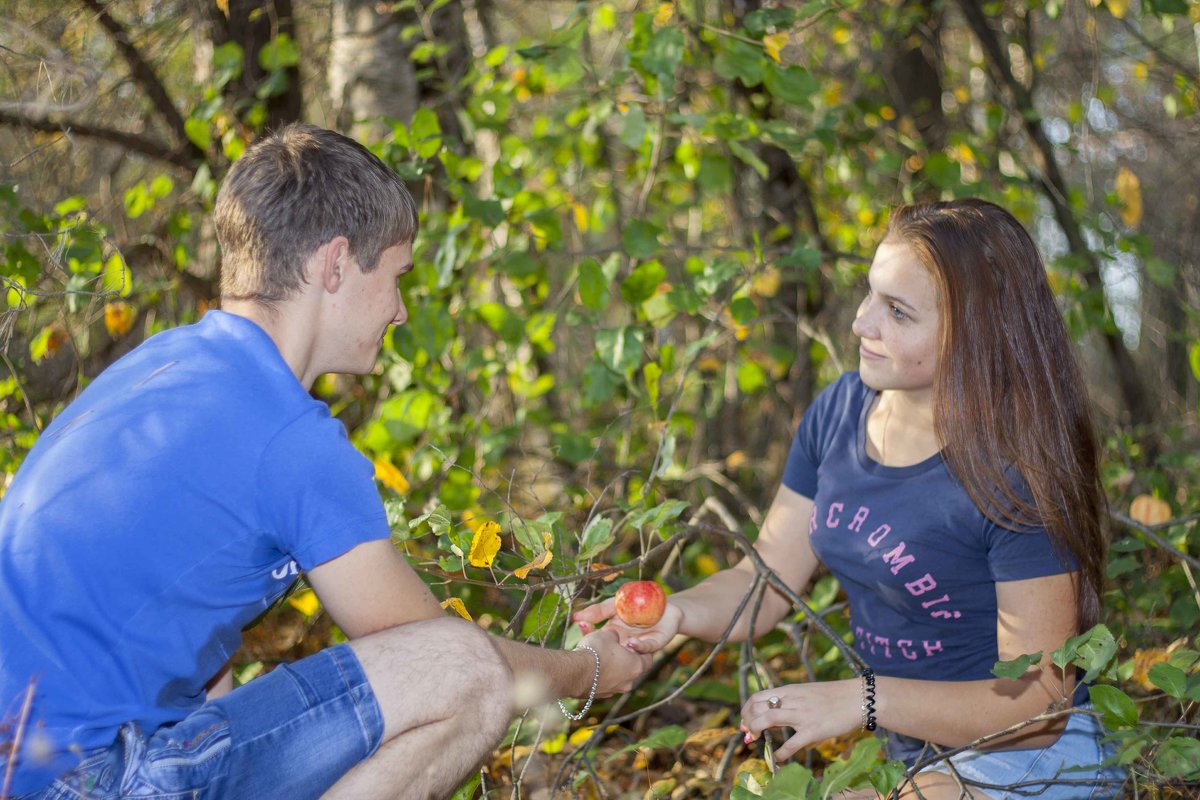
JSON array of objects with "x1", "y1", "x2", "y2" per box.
[
  {"x1": 0, "y1": 310, "x2": 391, "y2": 794},
  {"x1": 782, "y1": 372, "x2": 1072, "y2": 681}
]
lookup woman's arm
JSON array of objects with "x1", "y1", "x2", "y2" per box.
[
  {"x1": 575, "y1": 485, "x2": 820, "y2": 651},
  {"x1": 742, "y1": 571, "x2": 1080, "y2": 761}
]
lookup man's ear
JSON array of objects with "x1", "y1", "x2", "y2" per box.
[{"x1": 316, "y1": 236, "x2": 353, "y2": 294}]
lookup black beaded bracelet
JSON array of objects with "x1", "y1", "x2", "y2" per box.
[{"x1": 860, "y1": 668, "x2": 877, "y2": 732}]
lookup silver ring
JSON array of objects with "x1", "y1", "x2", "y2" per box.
[{"x1": 767, "y1": 695, "x2": 782, "y2": 709}]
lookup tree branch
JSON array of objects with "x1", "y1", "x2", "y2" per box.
[
  {"x1": 76, "y1": 0, "x2": 205, "y2": 164},
  {"x1": 0, "y1": 110, "x2": 199, "y2": 170}
]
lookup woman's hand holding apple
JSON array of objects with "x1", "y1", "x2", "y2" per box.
[{"x1": 573, "y1": 582, "x2": 683, "y2": 654}]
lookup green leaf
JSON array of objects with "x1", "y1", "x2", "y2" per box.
[
  {"x1": 619, "y1": 106, "x2": 647, "y2": 150},
  {"x1": 1144, "y1": 257, "x2": 1176, "y2": 288},
  {"x1": 1052, "y1": 624, "x2": 1118, "y2": 684},
  {"x1": 1154, "y1": 736, "x2": 1200, "y2": 778},
  {"x1": 992, "y1": 651, "x2": 1043, "y2": 680},
  {"x1": 729, "y1": 296, "x2": 758, "y2": 325},
  {"x1": 1148, "y1": 663, "x2": 1188, "y2": 698},
  {"x1": 463, "y1": 194, "x2": 505, "y2": 227},
  {"x1": 124, "y1": 183, "x2": 151, "y2": 219},
  {"x1": 101, "y1": 254, "x2": 133, "y2": 297},
  {"x1": 478, "y1": 302, "x2": 524, "y2": 345},
  {"x1": 1189, "y1": 340, "x2": 1200, "y2": 383},
  {"x1": 29, "y1": 325, "x2": 56, "y2": 363},
  {"x1": 409, "y1": 504, "x2": 452, "y2": 537},
  {"x1": 212, "y1": 41, "x2": 243, "y2": 88},
  {"x1": 1088, "y1": 685, "x2": 1138, "y2": 729},
  {"x1": 763, "y1": 63, "x2": 818, "y2": 106},
  {"x1": 621, "y1": 259, "x2": 666, "y2": 305},
  {"x1": 582, "y1": 359, "x2": 621, "y2": 406},
  {"x1": 737, "y1": 360, "x2": 767, "y2": 394},
  {"x1": 606, "y1": 725, "x2": 688, "y2": 761},
  {"x1": 596, "y1": 326, "x2": 644, "y2": 374},
  {"x1": 578, "y1": 517, "x2": 615, "y2": 560},
  {"x1": 449, "y1": 773, "x2": 482, "y2": 800},
  {"x1": 727, "y1": 140, "x2": 769, "y2": 179},
  {"x1": 643, "y1": 361, "x2": 662, "y2": 405},
  {"x1": 184, "y1": 116, "x2": 212, "y2": 151},
  {"x1": 623, "y1": 220, "x2": 662, "y2": 260},
  {"x1": 577, "y1": 258, "x2": 608, "y2": 311},
  {"x1": 522, "y1": 592, "x2": 568, "y2": 642},
  {"x1": 258, "y1": 33, "x2": 300, "y2": 71},
  {"x1": 714, "y1": 37, "x2": 764, "y2": 87},
  {"x1": 628, "y1": 499, "x2": 689, "y2": 533},
  {"x1": 868, "y1": 760, "x2": 906, "y2": 796},
  {"x1": 762, "y1": 763, "x2": 814, "y2": 799},
  {"x1": 639, "y1": 27, "x2": 685, "y2": 81},
  {"x1": 410, "y1": 107, "x2": 443, "y2": 160},
  {"x1": 820, "y1": 736, "x2": 883, "y2": 796}
]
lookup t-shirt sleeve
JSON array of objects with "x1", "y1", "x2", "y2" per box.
[
  {"x1": 984, "y1": 518, "x2": 1076, "y2": 581},
  {"x1": 257, "y1": 409, "x2": 391, "y2": 570},
  {"x1": 781, "y1": 373, "x2": 856, "y2": 498},
  {"x1": 983, "y1": 470, "x2": 1078, "y2": 581}
]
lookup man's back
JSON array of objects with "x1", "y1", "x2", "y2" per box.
[{"x1": 0, "y1": 310, "x2": 389, "y2": 794}]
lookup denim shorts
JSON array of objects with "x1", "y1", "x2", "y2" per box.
[
  {"x1": 20, "y1": 644, "x2": 385, "y2": 800},
  {"x1": 911, "y1": 704, "x2": 1127, "y2": 799}
]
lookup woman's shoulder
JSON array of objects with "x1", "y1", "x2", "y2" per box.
[{"x1": 811, "y1": 371, "x2": 872, "y2": 412}]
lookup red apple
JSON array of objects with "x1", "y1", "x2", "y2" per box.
[{"x1": 614, "y1": 580, "x2": 666, "y2": 627}]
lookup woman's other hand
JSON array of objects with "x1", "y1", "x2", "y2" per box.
[{"x1": 739, "y1": 679, "x2": 862, "y2": 762}]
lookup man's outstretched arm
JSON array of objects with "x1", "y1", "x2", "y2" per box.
[{"x1": 307, "y1": 538, "x2": 651, "y2": 705}]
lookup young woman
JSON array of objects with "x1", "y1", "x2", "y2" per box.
[{"x1": 575, "y1": 200, "x2": 1124, "y2": 799}]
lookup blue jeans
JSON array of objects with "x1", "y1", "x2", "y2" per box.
[
  {"x1": 911, "y1": 705, "x2": 1127, "y2": 799},
  {"x1": 20, "y1": 644, "x2": 385, "y2": 800}
]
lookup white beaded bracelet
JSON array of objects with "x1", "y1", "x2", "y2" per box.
[{"x1": 558, "y1": 644, "x2": 600, "y2": 721}]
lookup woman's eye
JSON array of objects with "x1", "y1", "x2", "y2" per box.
[{"x1": 889, "y1": 304, "x2": 907, "y2": 321}]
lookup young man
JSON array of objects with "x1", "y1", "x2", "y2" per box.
[{"x1": 0, "y1": 124, "x2": 649, "y2": 799}]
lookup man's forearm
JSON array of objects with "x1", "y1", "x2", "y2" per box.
[{"x1": 490, "y1": 637, "x2": 595, "y2": 711}]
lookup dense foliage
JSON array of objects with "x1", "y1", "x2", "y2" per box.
[{"x1": 2, "y1": 0, "x2": 1198, "y2": 796}]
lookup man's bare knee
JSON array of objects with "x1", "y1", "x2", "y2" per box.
[{"x1": 349, "y1": 617, "x2": 511, "y2": 744}]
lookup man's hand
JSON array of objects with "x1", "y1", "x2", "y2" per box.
[{"x1": 578, "y1": 628, "x2": 653, "y2": 697}]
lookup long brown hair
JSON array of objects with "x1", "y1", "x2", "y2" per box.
[{"x1": 885, "y1": 199, "x2": 1106, "y2": 633}]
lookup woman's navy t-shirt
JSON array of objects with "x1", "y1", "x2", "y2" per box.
[{"x1": 782, "y1": 372, "x2": 1073, "y2": 682}]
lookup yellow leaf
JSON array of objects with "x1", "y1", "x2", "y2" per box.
[
  {"x1": 1115, "y1": 167, "x2": 1142, "y2": 227},
  {"x1": 763, "y1": 32, "x2": 788, "y2": 64},
  {"x1": 1134, "y1": 62, "x2": 1149, "y2": 82},
  {"x1": 1104, "y1": 0, "x2": 1128, "y2": 17},
  {"x1": 697, "y1": 356, "x2": 723, "y2": 373},
  {"x1": 685, "y1": 726, "x2": 740, "y2": 748},
  {"x1": 879, "y1": 105, "x2": 896, "y2": 121},
  {"x1": 215, "y1": 0, "x2": 229, "y2": 17},
  {"x1": 725, "y1": 450, "x2": 748, "y2": 470},
  {"x1": 568, "y1": 725, "x2": 600, "y2": 747},
  {"x1": 104, "y1": 301, "x2": 136, "y2": 338},
  {"x1": 541, "y1": 733, "x2": 567, "y2": 754},
  {"x1": 513, "y1": 548, "x2": 553, "y2": 579},
  {"x1": 695, "y1": 553, "x2": 720, "y2": 576},
  {"x1": 440, "y1": 597, "x2": 473, "y2": 621},
  {"x1": 1130, "y1": 493, "x2": 1170, "y2": 525},
  {"x1": 373, "y1": 458, "x2": 410, "y2": 494},
  {"x1": 462, "y1": 508, "x2": 489, "y2": 534},
  {"x1": 572, "y1": 202, "x2": 589, "y2": 233},
  {"x1": 751, "y1": 267, "x2": 781, "y2": 298},
  {"x1": 288, "y1": 588, "x2": 321, "y2": 617},
  {"x1": 468, "y1": 520, "x2": 502, "y2": 567},
  {"x1": 653, "y1": 2, "x2": 674, "y2": 27}
]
